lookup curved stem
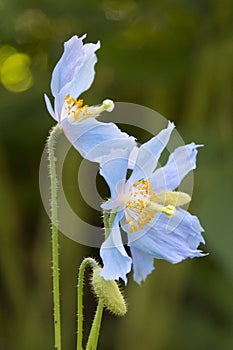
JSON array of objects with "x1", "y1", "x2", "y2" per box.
[
  {"x1": 47, "y1": 124, "x2": 62, "y2": 350},
  {"x1": 86, "y1": 301, "x2": 104, "y2": 350},
  {"x1": 77, "y1": 258, "x2": 99, "y2": 350}
]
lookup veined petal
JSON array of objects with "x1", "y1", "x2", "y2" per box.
[
  {"x1": 62, "y1": 42, "x2": 100, "y2": 99},
  {"x1": 150, "y1": 143, "x2": 202, "y2": 192},
  {"x1": 56, "y1": 42, "x2": 100, "y2": 116},
  {"x1": 61, "y1": 117, "x2": 136, "y2": 163},
  {"x1": 130, "y1": 246, "x2": 154, "y2": 284},
  {"x1": 44, "y1": 94, "x2": 57, "y2": 121},
  {"x1": 128, "y1": 208, "x2": 205, "y2": 264},
  {"x1": 51, "y1": 35, "x2": 85, "y2": 97},
  {"x1": 51, "y1": 35, "x2": 100, "y2": 117},
  {"x1": 100, "y1": 212, "x2": 132, "y2": 284},
  {"x1": 129, "y1": 121, "x2": 175, "y2": 184}
]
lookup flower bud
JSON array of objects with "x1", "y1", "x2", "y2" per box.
[{"x1": 91, "y1": 266, "x2": 127, "y2": 316}]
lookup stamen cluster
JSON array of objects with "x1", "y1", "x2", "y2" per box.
[
  {"x1": 64, "y1": 94, "x2": 89, "y2": 122},
  {"x1": 125, "y1": 180, "x2": 156, "y2": 233}
]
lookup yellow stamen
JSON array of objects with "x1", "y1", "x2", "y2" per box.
[
  {"x1": 63, "y1": 96, "x2": 115, "y2": 123},
  {"x1": 124, "y1": 180, "x2": 190, "y2": 233}
]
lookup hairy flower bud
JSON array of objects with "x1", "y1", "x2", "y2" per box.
[{"x1": 91, "y1": 266, "x2": 127, "y2": 316}]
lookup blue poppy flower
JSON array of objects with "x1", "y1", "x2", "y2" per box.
[
  {"x1": 44, "y1": 34, "x2": 135, "y2": 161},
  {"x1": 99, "y1": 122, "x2": 206, "y2": 284}
]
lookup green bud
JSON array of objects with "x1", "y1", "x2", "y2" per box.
[{"x1": 91, "y1": 267, "x2": 127, "y2": 316}]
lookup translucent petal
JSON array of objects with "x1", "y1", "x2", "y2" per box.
[
  {"x1": 150, "y1": 143, "x2": 201, "y2": 192},
  {"x1": 129, "y1": 121, "x2": 175, "y2": 184},
  {"x1": 44, "y1": 94, "x2": 57, "y2": 121},
  {"x1": 128, "y1": 208, "x2": 206, "y2": 264},
  {"x1": 51, "y1": 35, "x2": 85, "y2": 97},
  {"x1": 130, "y1": 246, "x2": 154, "y2": 284},
  {"x1": 55, "y1": 42, "x2": 100, "y2": 117},
  {"x1": 100, "y1": 212, "x2": 132, "y2": 284},
  {"x1": 51, "y1": 35, "x2": 100, "y2": 117}
]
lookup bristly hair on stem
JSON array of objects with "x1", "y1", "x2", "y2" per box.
[{"x1": 47, "y1": 124, "x2": 63, "y2": 350}]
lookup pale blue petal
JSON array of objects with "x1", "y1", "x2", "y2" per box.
[
  {"x1": 129, "y1": 121, "x2": 175, "y2": 184},
  {"x1": 61, "y1": 42, "x2": 100, "y2": 100},
  {"x1": 128, "y1": 145, "x2": 139, "y2": 169},
  {"x1": 128, "y1": 208, "x2": 206, "y2": 264},
  {"x1": 130, "y1": 246, "x2": 154, "y2": 284},
  {"x1": 100, "y1": 211, "x2": 132, "y2": 284},
  {"x1": 50, "y1": 35, "x2": 100, "y2": 117},
  {"x1": 61, "y1": 117, "x2": 136, "y2": 163},
  {"x1": 44, "y1": 94, "x2": 57, "y2": 121},
  {"x1": 51, "y1": 35, "x2": 85, "y2": 97},
  {"x1": 150, "y1": 143, "x2": 201, "y2": 192},
  {"x1": 100, "y1": 151, "x2": 129, "y2": 207}
]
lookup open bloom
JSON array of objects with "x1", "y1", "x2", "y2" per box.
[
  {"x1": 44, "y1": 34, "x2": 135, "y2": 162},
  {"x1": 99, "y1": 122, "x2": 206, "y2": 284}
]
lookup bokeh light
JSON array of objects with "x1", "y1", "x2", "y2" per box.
[{"x1": 0, "y1": 52, "x2": 33, "y2": 92}]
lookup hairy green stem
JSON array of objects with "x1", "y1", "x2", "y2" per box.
[
  {"x1": 77, "y1": 258, "x2": 99, "y2": 350},
  {"x1": 47, "y1": 124, "x2": 62, "y2": 350},
  {"x1": 86, "y1": 301, "x2": 104, "y2": 350},
  {"x1": 84, "y1": 209, "x2": 116, "y2": 349}
]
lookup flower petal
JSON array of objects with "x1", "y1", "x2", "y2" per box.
[
  {"x1": 129, "y1": 121, "x2": 175, "y2": 184},
  {"x1": 61, "y1": 42, "x2": 100, "y2": 100},
  {"x1": 130, "y1": 246, "x2": 154, "y2": 284},
  {"x1": 150, "y1": 143, "x2": 201, "y2": 192},
  {"x1": 100, "y1": 149, "x2": 129, "y2": 209},
  {"x1": 100, "y1": 212, "x2": 132, "y2": 284},
  {"x1": 51, "y1": 35, "x2": 100, "y2": 117},
  {"x1": 128, "y1": 208, "x2": 206, "y2": 264},
  {"x1": 61, "y1": 117, "x2": 136, "y2": 164},
  {"x1": 44, "y1": 94, "x2": 57, "y2": 121},
  {"x1": 51, "y1": 35, "x2": 85, "y2": 97}
]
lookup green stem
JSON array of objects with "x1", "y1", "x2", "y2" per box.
[
  {"x1": 85, "y1": 209, "x2": 117, "y2": 350},
  {"x1": 103, "y1": 209, "x2": 117, "y2": 240},
  {"x1": 103, "y1": 210, "x2": 109, "y2": 239},
  {"x1": 108, "y1": 209, "x2": 117, "y2": 233},
  {"x1": 47, "y1": 124, "x2": 62, "y2": 350},
  {"x1": 77, "y1": 258, "x2": 99, "y2": 350},
  {"x1": 86, "y1": 301, "x2": 104, "y2": 350}
]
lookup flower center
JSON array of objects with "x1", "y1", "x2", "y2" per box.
[
  {"x1": 62, "y1": 94, "x2": 114, "y2": 123},
  {"x1": 124, "y1": 179, "x2": 189, "y2": 233}
]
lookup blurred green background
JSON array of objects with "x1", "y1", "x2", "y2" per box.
[{"x1": 0, "y1": 0, "x2": 233, "y2": 349}]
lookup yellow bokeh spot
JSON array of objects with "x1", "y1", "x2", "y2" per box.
[
  {"x1": 0, "y1": 53, "x2": 33, "y2": 92},
  {"x1": 0, "y1": 45, "x2": 17, "y2": 66}
]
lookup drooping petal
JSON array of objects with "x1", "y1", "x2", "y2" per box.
[
  {"x1": 128, "y1": 208, "x2": 206, "y2": 264},
  {"x1": 61, "y1": 117, "x2": 136, "y2": 164},
  {"x1": 129, "y1": 121, "x2": 175, "y2": 184},
  {"x1": 100, "y1": 211, "x2": 132, "y2": 284},
  {"x1": 130, "y1": 246, "x2": 154, "y2": 284},
  {"x1": 44, "y1": 94, "x2": 57, "y2": 121},
  {"x1": 150, "y1": 143, "x2": 202, "y2": 192}
]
